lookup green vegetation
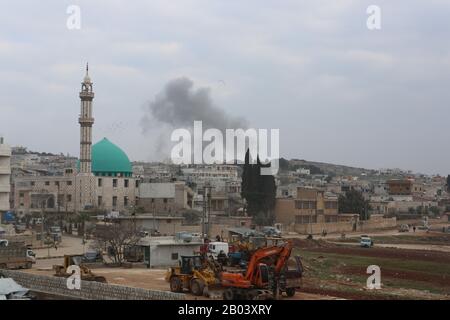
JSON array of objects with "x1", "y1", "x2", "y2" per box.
[
  {"x1": 295, "y1": 248, "x2": 450, "y2": 299},
  {"x1": 338, "y1": 189, "x2": 371, "y2": 220}
]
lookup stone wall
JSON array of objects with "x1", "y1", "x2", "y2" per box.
[
  {"x1": 292, "y1": 217, "x2": 397, "y2": 235},
  {"x1": 0, "y1": 269, "x2": 184, "y2": 300}
]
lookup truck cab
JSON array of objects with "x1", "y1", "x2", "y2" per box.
[
  {"x1": 360, "y1": 235, "x2": 374, "y2": 248},
  {"x1": 207, "y1": 242, "x2": 229, "y2": 259}
]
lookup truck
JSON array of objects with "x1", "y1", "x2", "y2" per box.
[
  {"x1": 360, "y1": 235, "x2": 374, "y2": 248},
  {"x1": 207, "y1": 242, "x2": 229, "y2": 260},
  {"x1": 0, "y1": 242, "x2": 36, "y2": 269}
]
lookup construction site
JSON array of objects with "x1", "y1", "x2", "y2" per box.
[{"x1": 1, "y1": 216, "x2": 449, "y2": 300}]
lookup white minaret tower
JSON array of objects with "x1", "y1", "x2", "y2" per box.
[{"x1": 78, "y1": 63, "x2": 94, "y2": 175}]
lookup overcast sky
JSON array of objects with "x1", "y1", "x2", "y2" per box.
[{"x1": 1, "y1": 1, "x2": 450, "y2": 175}]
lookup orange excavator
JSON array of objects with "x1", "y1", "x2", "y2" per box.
[{"x1": 220, "y1": 240, "x2": 303, "y2": 300}]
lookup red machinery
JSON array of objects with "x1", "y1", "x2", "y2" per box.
[{"x1": 220, "y1": 240, "x2": 302, "y2": 300}]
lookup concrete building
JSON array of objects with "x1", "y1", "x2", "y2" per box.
[
  {"x1": 116, "y1": 215, "x2": 188, "y2": 236},
  {"x1": 387, "y1": 179, "x2": 413, "y2": 195},
  {"x1": 0, "y1": 138, "x2": 11, "y2": 213},
  {"x1": 137, "y1": 182, "x2": 193, "y2": 214},
  {"x1": 138, "y1": 236, "x2": 203, "y2": 268},
  {"x1": 275, "y1": 187, "x2": 339, "y2": 226}
]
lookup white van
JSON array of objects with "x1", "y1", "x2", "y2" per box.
[{"x1": 207, "y1": 242, "x2": 229, "y2": 259}]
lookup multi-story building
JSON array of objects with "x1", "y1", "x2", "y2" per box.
[
  {"x1": 387, "y1": 179, "x2": 413, "y2": 195},
  {"x1": 137, "y1": 182, "x2": 193, "y2": 214},
  {"x1": 0, "y1": 137, "x2": 11, "y2": 213},
  {"x1": 275, "y1": 187, "x2": 339, "y2": 225}
]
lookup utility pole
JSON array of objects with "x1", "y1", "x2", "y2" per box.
[{"x1": 202, "y1": 183, "x2": 213, "y2": 240}]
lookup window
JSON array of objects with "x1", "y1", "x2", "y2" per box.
[
  {"x1": 124, "y1": 196, "x2": 129, "y2": 206},
  {"x1": 325, "y1": 201, "x2": 337, "y2": 209},
  {"x1": 113, "y1": 179, "x2": 118, "y2": 188},
  {"x1": 171, "y1": 253, "x2": 178, "y2": 260},
  {"x1": 135, "y1": 180, "x2": 140, "y2": 188},
  {"x1": 98, "y1": 179, "x2": 102, "y2": 187},
  {"x1": 55, "y1": 181, "x2": 59, "y2": 186},
  {"x1": 124, "y1": 179, "x2": 129, "y2": 188},
  {"x1": 295, "y1": 215, "x2": 317, "y2": 224},
  {"x1": 163, "y1": 198, "x2": 168, "y2": 204},
  {"x1": 19, "y1": 192, "x2": 24, "y2": 197},
  {"x1": 66, "y1": 181, "x2": 72, "y2": 186},
  {"x1": 45, "y1": 181, "x2": 50, "y2": 186},
  {"x1": 67, "y1": 195, "x2": 72, "y2": 202},
  {"x1": 112, "y1": 196, "x2": 117, "y2": 207},
  {"x1": 295, "y1": 200, "x2": 317, "y2": 209},
  {"x1": 30, "y1": 181, "x2": 35, "y2": 186},
  {"x1": 98, "y1": 196, "x2": 103, "y2": 207}
]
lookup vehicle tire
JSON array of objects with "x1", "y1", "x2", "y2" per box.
[
  {"x1": 190, "y1": 279, "x2": 204, "y2": 296},
  {"x1": 285, "y1": 288, "x2": 296, "y2": 297},
  {"x1": 244, "y1": 291, "x2": 256, "y2": 300},
  {"x1": 223, "y1": 288, "x2": 234, "y2": 300},
  {"x1": 170, "y1": 277, "x2": 183, "y2": 292}
]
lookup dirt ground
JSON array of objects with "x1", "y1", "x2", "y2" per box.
[
  {"x1": 23, "y1": 228, "x2": 450, "y2": 300},
  {"x1": 25, "y1": 266, "x2": 337, "y2": 300}
]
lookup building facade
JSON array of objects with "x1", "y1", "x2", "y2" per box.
[
  {"x1": 275, "y1": 187, "x2": 339, "y2": 226},
  {"x1": 0, "y1": 138, "x2": 11, "y2": 213}
]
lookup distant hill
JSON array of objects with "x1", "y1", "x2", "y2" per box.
[{"x1": 282, "y1": 158, "x2": 377, "y2": 177}]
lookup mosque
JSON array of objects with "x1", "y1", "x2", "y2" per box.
[{"x1": 14, "y1": 66, "x2": 139, "y2": 216}]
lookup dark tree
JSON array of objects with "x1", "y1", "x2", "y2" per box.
[
  {"x1": 94, "y1": 221, "x2": 142, "y2": 265},
  {"x1": 279, "y1": 158, "x2": 290, "y2": 171},
  {"x1": 338, "y1": 189, "x2": 371, "y2": 221},
  {"x1": 241, "y1": 150, "x2": 277, "y2": 225}
]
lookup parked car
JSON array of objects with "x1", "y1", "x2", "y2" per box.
[
  {"x1": 261, "y1": 226, "x2": 282, "y2": 238},
  {"x1": 360, "y1": 235, "x2": 374, "y2": 248},
  {"x1": 83, "y1": 250, "x2": 103, "y2": 263},
  {"x1": 399, "y1": 224, "x2": 409, "y2": 232}
]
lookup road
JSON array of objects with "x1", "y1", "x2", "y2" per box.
[{"x1": 33, "y1": 235, "x2": 94, "y2": 259}]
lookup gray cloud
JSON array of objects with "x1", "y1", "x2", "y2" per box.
[
  {"x1": 142, "y1": 77, "x2": 248, "y2": 132},
  {"x1": 141, "y1": 77, "x2": 248, "y2": 157}
]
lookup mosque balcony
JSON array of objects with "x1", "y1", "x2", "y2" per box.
[
  {"x1": 78, "y1": 117, "x2": 95, "y2": 124},
  {"x1": 79, "y1": 91, "x2": 94, "y2": 98}
]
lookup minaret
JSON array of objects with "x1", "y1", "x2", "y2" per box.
[{"x1": 78, "y1": 63, "x2": 94, "y2": 175}]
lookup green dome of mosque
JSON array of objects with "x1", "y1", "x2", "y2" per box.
[{"x1": 91, "y1": 138, "x2": 132, "y2": 177}]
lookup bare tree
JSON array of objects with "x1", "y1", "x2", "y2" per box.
[{"x1": 94, "y1": 221, "x2": 142, "y2": 265}]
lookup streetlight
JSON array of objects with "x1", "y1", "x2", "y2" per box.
[{"x1": 39, "y1": 191, "x2": 53, "y2": 247}]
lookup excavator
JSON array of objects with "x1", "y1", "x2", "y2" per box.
[{"x1": 219, "y1": 240, "x2": 302, "y2": 300}]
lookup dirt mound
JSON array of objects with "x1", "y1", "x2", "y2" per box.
[
  {"x1": 292, "y1": 238, "x2": 336, "y2": 249},
  {"x1": 304, "y1": 246, "x2": 450, "y2": 263}
]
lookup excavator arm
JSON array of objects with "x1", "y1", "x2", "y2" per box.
[{"x1": 220, "y1": 240, "x2": 293, "y2": 289}]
